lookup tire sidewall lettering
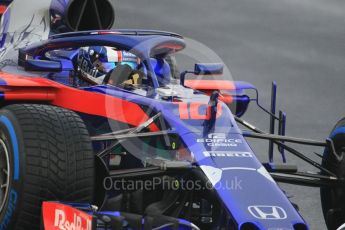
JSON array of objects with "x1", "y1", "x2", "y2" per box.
[{"x1": 0, "y1": 114, "x2": 21, "y2": 230}]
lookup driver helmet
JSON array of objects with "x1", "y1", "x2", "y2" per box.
[{"x1": 76, "y1": 46, "x2": 139, "y2": 84}]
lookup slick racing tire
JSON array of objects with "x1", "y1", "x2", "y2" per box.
[
  {"x1": 321, "y1": 117, "x2": 345, "y2": 230},
  {"x1": 0, "y1": 104, "x2": 94, "y2": 230}
]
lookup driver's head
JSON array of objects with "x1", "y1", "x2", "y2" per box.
[{"x1": 76, "y1": 46, "x2": 139, "y2": 85}]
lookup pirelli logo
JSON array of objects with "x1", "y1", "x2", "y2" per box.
[{"x1": 203, "y1": 151, "x2": 253, "y2": 158}]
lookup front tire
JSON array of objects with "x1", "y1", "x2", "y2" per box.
[
  {"x1": 0, "y1": 104, "x2": 94, "y2": 230},
  {"x1": 321, "y1": 117, "x2": 345, "y2": 230}
]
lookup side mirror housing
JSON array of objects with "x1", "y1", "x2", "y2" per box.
[
  {"x1": 24, "y1": 59, "x2": 62, "y2": 72},
  {"x1": 194, "y1": 63, "x2": 223, "y2": 75},
  {"x1": 180, "y1": 63, "x2": 224, "y2": 86}
]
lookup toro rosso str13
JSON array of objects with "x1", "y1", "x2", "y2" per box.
[{"x1": 0, "y1": 0, "x2": 344, "y2": 230}]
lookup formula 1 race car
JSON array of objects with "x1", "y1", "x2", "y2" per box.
[{"x1": 0, "y1": 0, "x2": 345, "y2": 230}]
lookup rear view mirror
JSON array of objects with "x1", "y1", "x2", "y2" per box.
[
  {"x1": 24, "y1": 59, "x2": 62, "y2": 72},
  {"x1": 180, "y1": 63, "x2": 224, "y2": 86},
  {"x1": 194, "y1": 63, "x2": 223, "y2": 75}
]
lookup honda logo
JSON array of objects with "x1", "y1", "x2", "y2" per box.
[{"x1": 248, "y1": 206, "x2": 287, "y2": 220}]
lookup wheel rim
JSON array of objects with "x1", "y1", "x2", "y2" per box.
[{"x1": 0, "y1": 138, "x2": 10, "y2": 213}]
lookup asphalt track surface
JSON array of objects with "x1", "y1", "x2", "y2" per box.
[{"x1": 114, "y1": 1, "x2": 345, "y2": 229}]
